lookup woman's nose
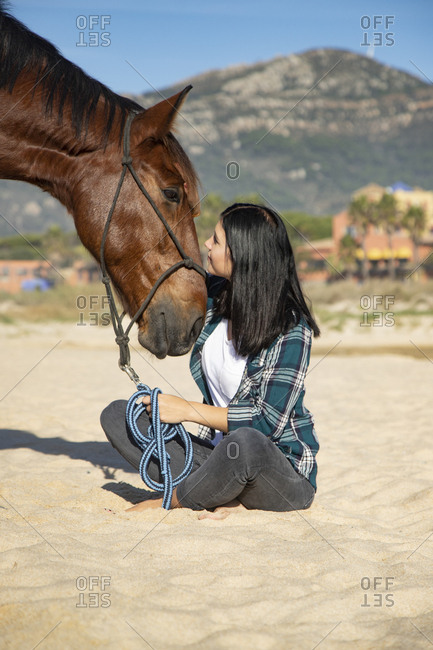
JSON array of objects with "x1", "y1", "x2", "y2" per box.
[{"x1": 204, "y1": 237, "x2": 212, "y2": 251}]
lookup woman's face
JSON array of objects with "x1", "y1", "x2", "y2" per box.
[{"x1": 204, "y1": 219, "x2": 233, "y2": 279}]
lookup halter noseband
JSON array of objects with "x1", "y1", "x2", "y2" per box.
[{"x1": 99, "y1": 111, "x2": 206, "y2": 385}]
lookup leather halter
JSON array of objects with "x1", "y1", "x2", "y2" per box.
[{"x1": 99, "y1": 111, "x2": 206, "y2": 384}]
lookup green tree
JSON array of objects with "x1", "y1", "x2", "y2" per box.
[
  {"x1": 41, "y1": 226, "x2": 91, "y2": 267},
  {"x1": 348, "y1": 195, "x2": 375, "y2": 282},
  {"x1": 402, "y1": 204, "x2": 427, "y2": 279},
  {"x1": 281, "y1": 211, "x2": 332, "y2": 247},
  {"x1": 232, "y1": 192, "x2": 264, "y2": 206},
  {"x1": 194, "y1": 193, "x2": 226, "y2": 249},
  {"x1": 41, "y1": 225, "x2": 72, "y2": 267},
  {"x1": 375, "y1": 193, "x2": 400, "y2": 280},
  {"x1": 0, "y1": 233, "x2": 42, "y2": 260},
  {"x1": 339, "y1": 233, "x2": 358, "y2": 278}
]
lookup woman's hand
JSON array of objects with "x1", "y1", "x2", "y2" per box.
[
  {"x1": 142, "y1": 394, "x2": 191, "y2": 424},
  {"x1": 142, "y1": 394, "x2": 229, "y2": 432}
]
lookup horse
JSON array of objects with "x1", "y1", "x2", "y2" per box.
[{"x1": 0, "y1": 4, "x2": 207, "y2": 359}]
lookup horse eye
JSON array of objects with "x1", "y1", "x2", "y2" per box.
[{"x1": 162, "y1": 188, "x2": 180, "y2": 203}]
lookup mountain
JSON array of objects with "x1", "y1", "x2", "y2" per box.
[
  {"x1": 132, "y1": 48, "x2": 433, "y2": 215},
  {"x1": 1, "y1": 48, "x2": 432, "y2": 237},
  {"x1": 0, "y1": 180, "x2": 72, "y2": 237}
]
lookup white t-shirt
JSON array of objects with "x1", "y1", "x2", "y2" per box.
[{"x1": 201, "y1": 319, "x2": 247, "y2": 445}]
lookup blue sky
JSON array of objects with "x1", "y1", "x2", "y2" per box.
[{"x1": 8, "y1": 1, "x2": 433, "y2": 94}]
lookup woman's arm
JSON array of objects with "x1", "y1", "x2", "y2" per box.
[
  {"x1": 142, "y1": 394, "x2": 229, "y2": 433},
  {"x1": 227, "y1": 322, "x2": 312, "y2": 439}
]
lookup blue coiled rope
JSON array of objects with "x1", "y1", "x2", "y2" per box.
[{"x1": 125, "y1": 383, "x2": 194, "y2": 509}]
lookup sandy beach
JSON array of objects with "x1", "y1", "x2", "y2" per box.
[{"x1": 1, "y1": 317, "x2": 432, "y2": 649}]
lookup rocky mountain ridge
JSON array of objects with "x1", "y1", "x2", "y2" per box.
[
  {"x1": 132, "y1": 48, "x2": 433, "y2": 213},
  {"x1": 1, "y1": 47, "x2": 432, "y2": 236}
]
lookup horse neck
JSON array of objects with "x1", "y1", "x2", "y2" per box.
[{"x1": 0, "y1": 85, "x2": 120, "y2": 213}]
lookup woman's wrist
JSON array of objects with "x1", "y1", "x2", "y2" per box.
[
  {"x1": 184, "y1": 400, "x2": 208, "y2": 426},
  {"x1": 183, "y1": 401, "x2": 228, "y2": 432},
  {"x1": 184, "y1": 400, "x2": 200, "y2": 423}
]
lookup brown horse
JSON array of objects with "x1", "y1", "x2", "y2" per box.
[{"x1": 0, "y1": 5, "x2": 206, "y2": 359}]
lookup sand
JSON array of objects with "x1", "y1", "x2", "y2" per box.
[{"x1": 1, "y1": 318, "x2": 433, "y2": 649}]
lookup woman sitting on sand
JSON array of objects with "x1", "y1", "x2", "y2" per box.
[{"x1": 101, "y1": 203, "x2": 320, "y2": 517}]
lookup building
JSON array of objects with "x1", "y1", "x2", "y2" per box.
[
  {"x1": 297, "y1": 238, "x2": 334, "y2": 282},
  {"x1": 337, "y1": 182, "x2": 433, "y2": 275},
  {"x1": 0, "y1": 260, "x2": 53, "y2": 294},
  {"x1": 299, "y1": 182, "x2": 433, "y2": 281},
  {"x1": 0, "y1": 258, "x2": 102, "y2": 294},
  {"x1": 66, "y1": 260, "x2": 101, "y2": 286}
]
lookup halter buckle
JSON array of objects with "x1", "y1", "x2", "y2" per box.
[{"x1": 119, "y1": 363, "x2": 141, "y2": 386}]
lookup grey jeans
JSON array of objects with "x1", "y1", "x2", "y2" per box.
[{"x1": 100, "y1": 400, "x2": 315, "y2": 511}]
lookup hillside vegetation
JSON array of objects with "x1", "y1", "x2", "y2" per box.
[{"x1": 1, "y1": 49, "x2": 432, "y2": 236}]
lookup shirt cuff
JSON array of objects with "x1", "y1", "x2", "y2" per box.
[{"x1": 227, "y1": 399, "x2": 253, "y2": 432}]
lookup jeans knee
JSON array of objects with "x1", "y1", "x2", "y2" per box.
[
  {"x1": 100, "y1": 406, "x2": 110, "y2": 429},
  {"x1": 100, "y1": 403, "x2": 114, "y2": 432},
  {"x1": 224, "y1": 427, "x2": 267, "y2": 462},
  {"x1": 100, "y1": 400, "x2": 126, "y2": 441},
  {"x1": 100, "y1": 407, "x2": 110, "y2": 434}
]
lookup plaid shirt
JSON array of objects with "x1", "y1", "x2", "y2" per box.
[{"x1": 189, "y1": 280, "x2": 319, "y2": 490}]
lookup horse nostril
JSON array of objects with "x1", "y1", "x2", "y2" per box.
[{"x1": 190, "y1": 316, "x2": 204, "y2": 344}]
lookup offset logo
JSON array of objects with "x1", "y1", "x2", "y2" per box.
[
  {"x1": 76, "y1": 15, "x2": 111, "y2": 47},
  {"x1": 360, "y1": 15, "x2": 395, "y2": 47},
  {"x1": 76, "y1": 295, "x2": 111, "y2": 326},
  {"x1": 360, "y1": 577, "x2": 395, "y2": 607},
  {"x1": 76, "y1": 576, "x2": 111, "y2": 608},
  {"x1": 360, "y1": 295, "x2": 395, "y2": 327}
]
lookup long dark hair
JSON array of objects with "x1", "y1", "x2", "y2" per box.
[{"x1": 213, "y1": 203, "x2": 320, "y2": 356}]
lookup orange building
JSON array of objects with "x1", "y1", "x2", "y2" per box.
[
  {"x1": 0, "y1": 260, "x2": 54, "y2": 294},
  {"x1": 0, "y1": 259, "x2": 101, "y2": 294},
  {"x1": 297, "y1": 238, "x2": 334, "y2": 282},
  {"x1": 66, "y1": 260, "x2": 101, "y2": 286},
  {"x1": 335, "y1": 182, "x2": 433, "y2": 275},
  {"x1": 299, "y1": 182, "x2": 433, "y2": 281}
]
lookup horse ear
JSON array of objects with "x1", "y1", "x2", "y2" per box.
[{"x1": 131, "y1": 86, "x2": 192, "y2": 143}]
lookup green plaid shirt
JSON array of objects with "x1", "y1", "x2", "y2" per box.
[{"x1": 189, "y1": 281, "x2": 319, "y2": 491}]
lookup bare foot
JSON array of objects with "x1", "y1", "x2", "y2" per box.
[
  {"x1": 198, "y1": 500, "x2": 247, "y2": 520},
  {"x1": 126, "y1": 488, "x2": 181, "y2": 512},
  {"x1": 126, "y1": 497, "x2": 164, "y2": 512}
]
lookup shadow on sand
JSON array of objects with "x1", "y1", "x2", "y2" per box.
[{"x1": 0, "y1": 428, "x2": 136, "y2": 479}]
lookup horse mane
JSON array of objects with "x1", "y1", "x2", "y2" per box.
[
  {"x1": 0, "y1": 2, "x2": 143, "y2": 144},
  {"x1": 0, "y1": 3, "x2": 199, "y2": 188}
]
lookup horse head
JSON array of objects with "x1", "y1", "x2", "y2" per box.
[
  {"x1": 0, "y1": 7, "x2": 207, "y2": 359},
  {"x1": 73, "y1": 88, "x2": 207, "y2": 358}
]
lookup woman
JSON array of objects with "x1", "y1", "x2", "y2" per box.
[{"x1": 100, "y1": 203, "x2": 320, "y2": 516}]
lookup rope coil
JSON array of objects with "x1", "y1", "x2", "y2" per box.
[{"x1": 125, "y1": 383, "x2": 193, "y2": 509}]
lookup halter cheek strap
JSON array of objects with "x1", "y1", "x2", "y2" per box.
[{"x1": 99, "y1": 111, "x2": 206, "y2": 384}]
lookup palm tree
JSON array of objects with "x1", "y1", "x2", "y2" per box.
[
  {"x1": 402, "y1": 204, "x2": 427, "y2": 278},
  {"x1": 348, "y1": 195, "x2": 375, "y2": 281},
  {"x1": 375, "y1": 193, "x2": 400, "y2": 280},
  {"x1": 339, "y1": 233, "x2": 358, "y2": 279}
]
